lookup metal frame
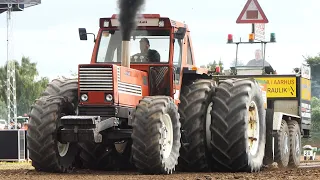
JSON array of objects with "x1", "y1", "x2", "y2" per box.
[
  {"x1": 228, "y1": 41, "x2": 274, "y2": 74},
  {"x1": 1, "y1": 1, "x2": 41, "y2": 128},
  {"x1": 228, "y1": 23, "x2": 275, "y2": 74},
  {"x1": 0, "y1": 0, "x2": 41, "y2": 6},
  {"x1": 3, "y1": 6, "x2": 18, "y2": 129}
]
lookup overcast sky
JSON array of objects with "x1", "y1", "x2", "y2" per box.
[{"x1": 0, "y1": 0, "x2": 319, "y2": 80}]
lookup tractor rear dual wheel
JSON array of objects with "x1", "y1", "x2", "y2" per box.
[
  {"x1": 210, "y1": 78, "x2": 266, "y2": 172},
  {"x1": 131, "y1": 96, "x2": 181, "y2": 174},
  {"x1": 288, "y1": 120, "x2": 301, "y2": 168},
  {"x1": 178, "y1": 79, "x2": 215, "y2": 171},
  {"x1": 274, "y1": 120, "x2": 301, "y2": 168},
  {"x1": 274, "y1": 120, "x2": 290, "y2": 168}
]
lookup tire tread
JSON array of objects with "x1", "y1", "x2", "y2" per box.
[
  {"x1": 27, "y1": 96, "x2": 71, "y2": 172},
  {"x1": 210, "y1": 78, "x2": 265, "y2": 172},
  {"x1": 178, "y1": 79, "x2": 214, "y2": 171},
  {"x1": 131, "y1": 96, "x2": 181, "y2": 174}
]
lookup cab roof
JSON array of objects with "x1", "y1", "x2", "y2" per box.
[{"x1": 100, "y1": 14, "x2": 189, "y2": 30}]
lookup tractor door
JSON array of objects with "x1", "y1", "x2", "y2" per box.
[
  {"x1": 172, "y1": 27, "x2": 186, "y2": 100},
  {"x1": 173, "y1": 37, "x2": 183, "y2": 98}
]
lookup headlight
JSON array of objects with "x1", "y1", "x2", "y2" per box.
[
  {"x1": 105, "y1": 94, "x2": 113, "y2": 101},
  {"x1": 103, "y1": 20, "x2": 109, "y2": 27},
  {"x1": 81, "y1": 94, "x2": 88, "y2": 101},
  {"x1": 158, "y1": 20, "x2": 164, "y2": 27}
]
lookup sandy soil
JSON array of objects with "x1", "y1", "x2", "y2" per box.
[{"x1": 1, "y1": 162, "x2": 320, "y2": 180}]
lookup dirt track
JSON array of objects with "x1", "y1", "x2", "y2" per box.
[{"x1": 1, "y1": 162, "x2": 320, "y2": 180}]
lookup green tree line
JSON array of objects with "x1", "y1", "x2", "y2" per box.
[
  {"x1": 303, "y1": 96, "x2": 320, "y2": 146},
  {"x1": 305, "y1": 53, "x2": 320, "y2": 97},
  {"x1": 0, "y1": 56, "x2": 49, "y2": 119},
  {"x1": 303, "y1": 54, "x2": 320, "y2": 146}
]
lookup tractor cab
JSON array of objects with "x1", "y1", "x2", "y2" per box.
[{"x1": 77, "y1": 14, "x2": 191, "y2": 108}]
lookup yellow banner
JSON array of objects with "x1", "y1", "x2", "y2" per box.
[
  {"x1": 301, "y1": 78, "x2": 311, "y2": 101},
  {"x1": 255, "y1": 77, "x2": 296, "y2": 98}
]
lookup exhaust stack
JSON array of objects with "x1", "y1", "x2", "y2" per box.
[
  {"x1": 117, "y1": 0, "x2": 145, "y2": 68},
  {"x1": 121, "y1": 41, "x2": 130, "y2": 67}
]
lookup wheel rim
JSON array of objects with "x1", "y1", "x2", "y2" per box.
[
  {"x1": 283, "y1": 132, "x2": 289, "y2": 157},
  {"x1": 57, "y1": 142, "x2": 70, "y2": 157},
  {"x1": 247, "y1": 101, "x2": 260, "y2": 156},
  {"x1": 161, "y1": 113, "x2": 173, "y2": 159},
  {"x1": 206, "y1": 102, "x2": 213, "y2": 151},
  {"x1": 295, "y1": 133, "x2": 300, "y2": 158}
]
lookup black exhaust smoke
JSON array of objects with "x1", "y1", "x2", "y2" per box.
[
  {"x1": 117, "y1": 0, "x2": 145, "y2": 41},
  {"x1": 117, "y1": 0, "x2": 145, "y2": 67}
]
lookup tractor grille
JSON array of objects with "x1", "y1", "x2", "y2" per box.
[
  {"x1": 149, "y1": 66, "x2": 170, "y2": 95},
  {"x1": 118, "y1": 82, "x2": 142, "y2": 96},
  {"x1": 79, "y1": 66, "x2": 113, "y2": 91}
]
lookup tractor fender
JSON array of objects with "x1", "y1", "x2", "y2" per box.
[{"x1": 273, "y1": 112, "x2": 301, "y2": 131}]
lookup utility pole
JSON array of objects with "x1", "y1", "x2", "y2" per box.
[{"x1": 6, "y1": 6, "x2": 17, "y2": 129}]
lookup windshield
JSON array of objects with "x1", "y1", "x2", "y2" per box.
[
  {"x1": 230, "y1": 49, "x2": 276, "y2": 75},
  {"x1": 17, "y1": 117, "x2": 28, "y2": 123},
  {"x1": 96, "y1": 29, "x2": 170, "y2": 63}
]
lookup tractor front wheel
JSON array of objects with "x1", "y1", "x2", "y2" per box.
[
  {"x1": 27, "y1": 96, "x2": 79, "y2": 172},
  {"x1": 131, "y1": 96, "x2": 181, "y2": 174}
]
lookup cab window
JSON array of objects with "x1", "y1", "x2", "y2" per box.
[
  {"x1": 187, "y1": 38, "x2": 193, "y2": 65},
  {"x1": 96, "y1": 29, "x2": 170, "y2": 63},
  {"x1": 173, "y1": 39, "x2": 182, "y2": 84}
]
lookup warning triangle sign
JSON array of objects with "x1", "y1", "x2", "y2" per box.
[{"x1": 236, "y1": 0, "x2": 268, "y2": 24}]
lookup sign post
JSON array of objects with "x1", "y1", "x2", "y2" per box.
[{"x1": 254, "y1": 23, "x2": 265, "y2": 41}]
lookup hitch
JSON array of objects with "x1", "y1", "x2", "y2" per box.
[{"x1": 58, "y1": 115, "x2": 119, "y2": 143}]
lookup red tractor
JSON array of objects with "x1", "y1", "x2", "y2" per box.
[{"x1": 26, "y1": 14, "x2": 269, "y2": 174}]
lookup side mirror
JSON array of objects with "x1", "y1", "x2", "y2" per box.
[
  {"x1": 293, "y1": 67, "x2": 300, "y2": 74},
  {"x1": 174, "y1": 27, "x2": 186, "y2": 39},
  {"x1": 79, "y1": 28, "x2": 88, "y2": 40}
]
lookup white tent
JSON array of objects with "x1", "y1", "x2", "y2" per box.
[{"x1": 0, "y1": 0, "x2": 41, "y2": 14}]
